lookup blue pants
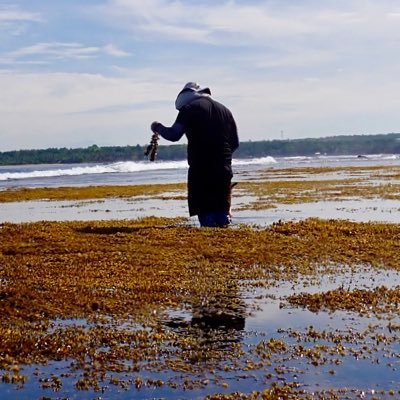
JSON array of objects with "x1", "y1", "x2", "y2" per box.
[{"x1": 198, "y1": 212, "x2": 231, "y2": 228}]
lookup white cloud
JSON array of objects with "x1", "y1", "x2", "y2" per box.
[
  {"x1": 1, "y1": 42, "x2": 132, "y2": 65},
  {"x1": 102, "y1": 0, "x2": 400, "y2": 45},
  {"x1": 0, "y1": 4, "x2": 42, "y2": 36},
  {"x1": 0, "y1": 4, "x2": 42, "y2": 23},
  {"x1": 10, "y1": 42, "x2": 99, "y2": 60},
  {"x1": 103, "y1": 44, "x2": 131, "y2": 57}
]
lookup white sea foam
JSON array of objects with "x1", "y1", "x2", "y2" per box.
[
  {"x1": 0, "y1": 157, "x2": 278, "y2": 182},
  {"x1": 0, "y1": 161, "x2": 185, "y2": 181},
  {"x1": 233, "y1": 156, "x2": 277, "y2": 165},
  {"x1": 379, "y1": 154, "x2": 398, "y2": 160},
  {"x1": 1, "y1": 154, "x2": 399, "y2": 183}
]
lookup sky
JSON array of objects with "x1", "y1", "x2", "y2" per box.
[{"x1": 1, "y1": 0, "x2": 400, "y2": 151}]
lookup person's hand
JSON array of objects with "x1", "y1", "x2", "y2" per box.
[
  {"x1": 151, "y1": 121, "x2": 161, "y2": 133},
  {"x1": 151, "y1": 132, "x2": 159, "y2": 143}
]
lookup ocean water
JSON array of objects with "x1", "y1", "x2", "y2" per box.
[{"x1": 1, "y1": 154, "x2": 399, "y2": 189}]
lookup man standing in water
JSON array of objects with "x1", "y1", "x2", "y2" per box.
[{"x1": 151, "y1": 82, "x2": 239, "y2": 227}]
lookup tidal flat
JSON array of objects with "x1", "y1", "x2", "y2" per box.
[
  {"x1": 1, "y1": 165, "x2": 400, "y2": 399},
  {"x1": 1, "y1": 165, "x2": 400, "y2": 225}
]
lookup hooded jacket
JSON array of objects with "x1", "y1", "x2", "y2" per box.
[{"x1": 175, "y1": 95, "x2": 238, "y2": 169}]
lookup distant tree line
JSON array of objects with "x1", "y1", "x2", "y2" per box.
[
  {"x1": 0, "y1": 133, "x2": 399, "y2": 165},
  {"x1": 235, "y1": 133, "x2": 400, "y2": 158},
  {"x1": 0, "y1": 144, "x2": 187, "y2": 165}
]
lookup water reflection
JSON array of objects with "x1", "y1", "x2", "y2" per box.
[
  {"x1": 164, "y1": 282, "x2": 247, "y2": 349},
  {"x1": 190, "y1": 291, "x2": 246, "y2": 332}
]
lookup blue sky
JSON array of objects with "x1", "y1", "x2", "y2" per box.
[{"x1": 1, "y1": 0, "x2": 400, "y2": 151}]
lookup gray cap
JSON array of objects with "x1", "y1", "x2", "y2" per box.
[
  {"x1": 180, "y1": 82, "x2": 211, "y2": 95},
  {"x1": 175, "y1": 82, "x2": 212, "y2": 110}
]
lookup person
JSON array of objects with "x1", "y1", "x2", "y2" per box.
[{"x1": 151, "y1": 82, "x2": 239, "y2": 227}]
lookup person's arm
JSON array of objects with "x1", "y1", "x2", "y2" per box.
[{"x1": 151, "y1": 121, "x2": 185, "y2": 142}]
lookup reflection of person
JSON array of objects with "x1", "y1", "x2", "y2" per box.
[
  {"x1": 191, "y1": 292, "x2": 246, "y2": 332},
  {"x1": 151, "y1": 82, "x2": 239, "y2": 227}
]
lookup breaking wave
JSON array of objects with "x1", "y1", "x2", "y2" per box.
[{"x1": 0, "y1": 157, "x2": 277, "y2": 182}]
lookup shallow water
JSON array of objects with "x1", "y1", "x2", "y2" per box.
[
  {"x1": 1, "y1": 265, "x2": 399, "y2": 399},
  {"x1": 1, "y1": 195, "x2": 398, "y2": 226}
]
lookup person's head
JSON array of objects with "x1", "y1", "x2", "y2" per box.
[
  {"x1": 181, "y1": 82, "x2": 211, "y2": 95},
  {"x1": 175, "y1": 82, "x2": 211, "y2": 110}
]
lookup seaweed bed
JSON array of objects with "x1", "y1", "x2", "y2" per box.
[{"x1": 1, "y1": 165, "x2": 400, "y2": 399}]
